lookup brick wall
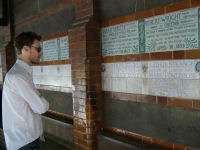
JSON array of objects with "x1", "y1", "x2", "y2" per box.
[{"x1": 69, "y1": 1, "x2": 101, "y2": 149}]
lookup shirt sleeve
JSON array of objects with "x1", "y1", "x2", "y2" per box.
[{"x1": 12, "y1": 75, "x2": 49, "y2": 114}]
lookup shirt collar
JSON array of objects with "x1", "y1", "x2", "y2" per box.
[{"x1": 16, "y1": 59, "x2": 32, "y2": 75}]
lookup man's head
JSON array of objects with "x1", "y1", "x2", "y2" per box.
[{"x1": 15, "y1": 32, "x2": 42, "y2": 65}]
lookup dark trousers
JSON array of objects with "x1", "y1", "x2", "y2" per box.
[{"x1": 18, "y1": 138, "x2": 40, "y2": 150}]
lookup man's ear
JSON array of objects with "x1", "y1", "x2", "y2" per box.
[{"x1": 22, "y1": 45, "x2": 29, "y2": 53}]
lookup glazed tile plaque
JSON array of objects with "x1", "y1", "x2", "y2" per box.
[
  {"x1": 101, "y1": 21, "x2": 139, "y2": 56},
  {"x1": 145, "y1": 8, "x2": 199, "y2": 52},
  {"x1": 0, "y1": 68, "x2": 2, "y2": 82},
  {"x1": 41, "y1": 35, "x2": 69, "y2": 61},
  {"x1": 42, "y1": 39, "x2": 58, "y2": 61},
  {"x1": 0, "y1": 54, "x2": 1, "y2": 65},
  {"x1": 59, "y1": 36, "x2": 69, "y2": 60}
]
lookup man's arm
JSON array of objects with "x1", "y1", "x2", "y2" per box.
[{"x1": 13, "y1": 75, "x2": 49, "y2": 114}]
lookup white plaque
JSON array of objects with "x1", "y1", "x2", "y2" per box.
[
  {"x1": 0, "y1": 54, "x2": 1, "y2": 65},
  {"x1": 101, "y1": 21, "x2": 139, "y2": 56},
  {"x1": 0, "y1": 67, "x2": 2, "y2": 82},
  {"x1": 145, "y1": 8, "x2": 199, "y2": 52},
  {"x1": 59, "y1": 36, "x2": 69, "y2": 60},
  {"x1": 43, "y1": 39, "x2": 58, "y2": 61},
  {"x1": 181, "y1": 79, "x2": 199, "y2": 99}
]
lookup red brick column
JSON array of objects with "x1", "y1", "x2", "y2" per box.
[
  {"x1": 69, "y1": 0, "x2": 101, "y2": 150},
  {"x1": 2, "y1": 0, "x2": 15, "y2": 76},
  {"x1": 0, "y1": 25, "x2": 14, "y2": 80}
]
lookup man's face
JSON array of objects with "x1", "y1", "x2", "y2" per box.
[{"x1": 29, "y1": 40, "x2": 42, "y2": 64}]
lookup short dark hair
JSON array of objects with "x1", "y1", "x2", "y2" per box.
[{"x1": 15, "y1": 32, "x2": 41, "y2": 54}]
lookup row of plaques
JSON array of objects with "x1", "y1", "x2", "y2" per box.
[
  {"x1": 101, "y1": 7, "x2": 200, "y2": 56},
  {"x1": 14, "y1": 7, "x2": 200, "y2": 60}
]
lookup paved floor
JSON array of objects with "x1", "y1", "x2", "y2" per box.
[
  {"x1": 0, "y1": 134, "x2": 171, "y2": 150},
  {"x1": 0, "y1": 136, "x2": 74, "y2": 150},
  {"x1": 0, "y1": 131, "x2": 169, "y2": 150},
  {"x1": 0, "y1": 126, "x2": 74, "y2": 150},
  {"x1": 40, "y1": 137, "x2": 74, "y2": 150}
]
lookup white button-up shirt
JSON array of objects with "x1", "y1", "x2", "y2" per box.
[{"x1": 2, "y1": 59, "x2": 49, "y2": 150}]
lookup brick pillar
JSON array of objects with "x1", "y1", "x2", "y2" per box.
[
  {"x1": 69, "y1": 0, "x2": 101, "y2": 150},
  {"x1": 3, "y1": 0, "x2": 15, "y2": 74},
  {"x1": 0, "y1": 25, "x2": 15, "y2": 80}
]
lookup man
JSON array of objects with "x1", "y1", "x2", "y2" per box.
[{"x1": 2, "y1": 32, "x2": 49, "y2": 150}]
